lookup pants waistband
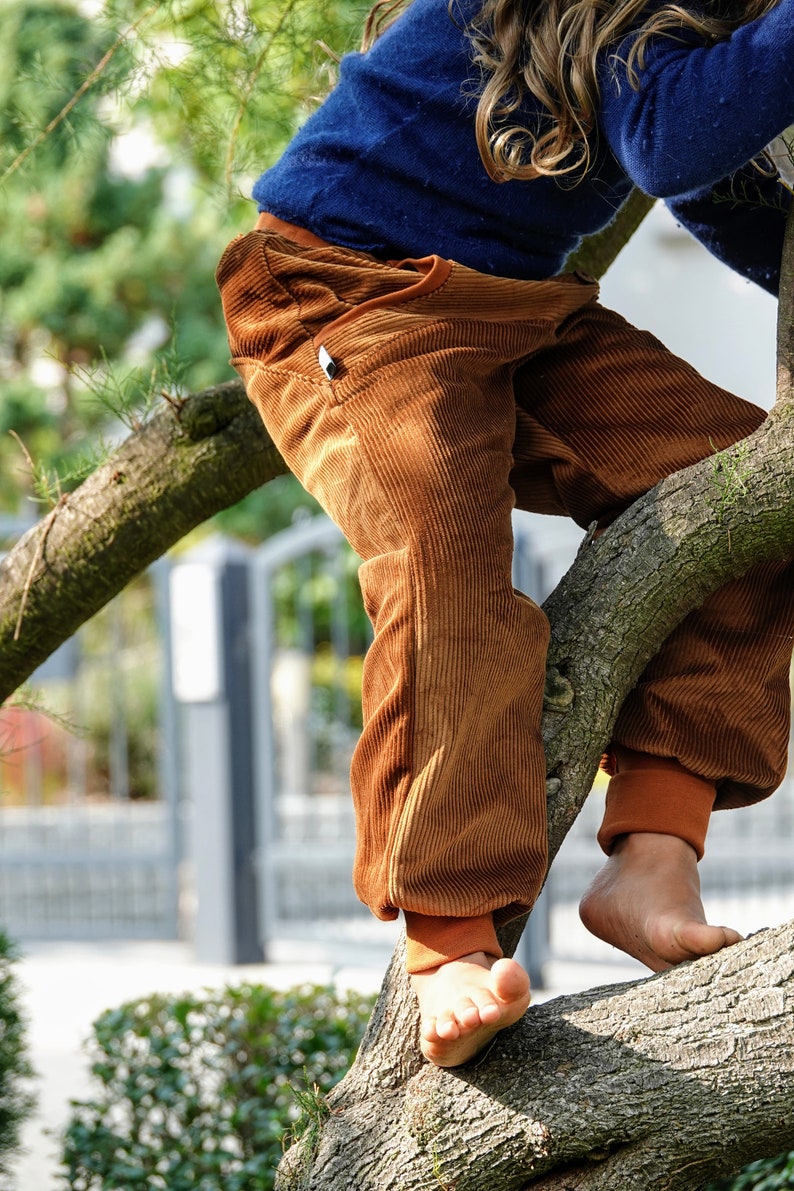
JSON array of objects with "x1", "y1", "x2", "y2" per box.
[{"x1": 255, "y1": 211, "x2": 331, "y2": 249}]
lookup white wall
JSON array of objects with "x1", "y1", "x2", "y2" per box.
[
  {"x1": 599, "y1": 201, "x2": 778, "y2": 412},
  {"x1": 515, "y1": 200, "x2": 779, "y2": 563}
]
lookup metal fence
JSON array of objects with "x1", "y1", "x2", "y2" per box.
[
  {"x1": 0, "y1": 802, "x2": 179, "y2": 939},
  {"x1": 248, "y1": 518, "x2": 378, "y2": 961},
  {"x1": 0, "y1": 532, "x2": 182, "y2": 941}
]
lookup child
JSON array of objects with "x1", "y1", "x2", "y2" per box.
[{"x1": 217, "y1": 0, "x2": 794, "y2": 1067}]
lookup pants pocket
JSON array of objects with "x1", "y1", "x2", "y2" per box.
[{"x1": 309, "y1": 254, "x2": 454, "y2": 395}]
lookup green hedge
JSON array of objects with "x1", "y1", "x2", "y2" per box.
[
  {"x1": 59, "y1": 982, "x2": 375, "y2": 1191},
  {"x1": 704, "y1": 1153, "x2": 794, "y2": 1190},
  {"x1": 0, "y1": 931, "x2": 34, "y2": 1179}
]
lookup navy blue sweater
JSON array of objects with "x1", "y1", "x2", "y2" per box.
[{"x1": 253, "y1": 0, "x2": 794, "y2": 293}]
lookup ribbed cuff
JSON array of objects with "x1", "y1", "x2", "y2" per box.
[
  {"x1": 597, "y1": 745, "x2": 717, "y2": 861},
  {"x1": 403, "y1": 912, "x2": 503, "y2": 974}
]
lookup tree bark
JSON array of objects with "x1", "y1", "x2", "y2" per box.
[
  {"x1": 278, "y1": 920, "x2": 794, "y2": 1191},
  {"x1": 565, "y1": 189, "x2": 656, "y2": 279}
]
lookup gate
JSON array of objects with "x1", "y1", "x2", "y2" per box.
[
  {"x1": 249, "y1": 517, "x2": 383, "y2": 962},
  {"x1": 248, "y1": 513, "x2": 559, "y2": 975}
]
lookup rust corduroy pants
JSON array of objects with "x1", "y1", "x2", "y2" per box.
[{"x1": 217, "y1": 225, "x2": 794, "y2": 969}]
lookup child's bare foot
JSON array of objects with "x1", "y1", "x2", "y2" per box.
[
  {"x1": 410, "y1": 952, "x2": 531, "y2": 1067},
  {"x1": 579, "y1": 832, "x2": 743, "y2": 972}
]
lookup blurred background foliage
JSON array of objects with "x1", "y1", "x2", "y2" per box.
[{"x1": 0, "y1": 0, "x2": 367, "y2": 534}]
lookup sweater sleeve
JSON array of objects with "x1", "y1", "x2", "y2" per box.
[
  {"x1": 665, "y1": 164, "x2": 791, "y2": 295},
  {"x1": 598, "y1": 0, "x2": 794, "y2": 197}
]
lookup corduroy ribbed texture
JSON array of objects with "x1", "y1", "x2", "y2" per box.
[{"x1": 217, "y1": 226, "x2": 794, "y2": 928}]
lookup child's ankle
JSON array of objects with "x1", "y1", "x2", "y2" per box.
[
  {"x1": 403, "y1": 911, "x2": 502, "y2": 974},
  {"x1": 610, "y1": 830, "x2": 699, "y2": 862}
]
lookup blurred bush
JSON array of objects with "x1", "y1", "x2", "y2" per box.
[
  {"x1": 704, "y1": 1154, "x2": 794, "y2": 1191},
  {"x1": 0, "y1": 932, "x2": 35, "y2": 1180}
]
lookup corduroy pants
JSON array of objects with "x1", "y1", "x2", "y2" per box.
[{"x1": 217, "y1": 224, "x2": 794, "y2": 966}]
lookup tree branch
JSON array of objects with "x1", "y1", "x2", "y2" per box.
[
  {"x1": 278, "y1": 920, "x2": 794, "y2": 1190},
  {"x1": 541, "y1": 403, "x2": 794, "y2": 863},
  {"x1": 565, "y1": 189, "x2": 656, "y2": 279},
  {"x1": 0, "y1": 382, "x2": 285, "y2": 701}
]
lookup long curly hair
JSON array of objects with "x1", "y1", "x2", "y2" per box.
[{"x1": 362, "y1": 0, "x2": 781, "y2": 182}]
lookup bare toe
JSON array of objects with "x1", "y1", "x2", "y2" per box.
[
  {"x1": 670, "y1": 920, "x2": 743, "y2": 961},
  {"x1": 412, "y1": 952, "x2": 531, "y2": 1068},
  {"x1": 431, "y1": 1011, "x2": 461, "y2": 1041}
]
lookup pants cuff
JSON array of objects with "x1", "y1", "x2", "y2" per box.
[
  {"x1": 403, "y1": 912, "x2": 503, "y2": 974},
  {"x1": 597, "y1": 745, "x2": 717, "y2": 861}
]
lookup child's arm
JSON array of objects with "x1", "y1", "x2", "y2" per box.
[
  {"x1": 666, "y1": 164, "x2": 792, "y2": 295},
  {"x1": 598, "y1": 0, "x2": 794, "y2": 198}
]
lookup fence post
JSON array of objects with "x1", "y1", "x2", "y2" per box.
[
  {"x1": 511, "y1": 513, "x2": 550, "y2": 989},
  {"x1": 170, "y1": 535, "x2": 263, "y2": 964},
  {"x1": 152, "y1": 556, "x2": 184, "y2": 941}
]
